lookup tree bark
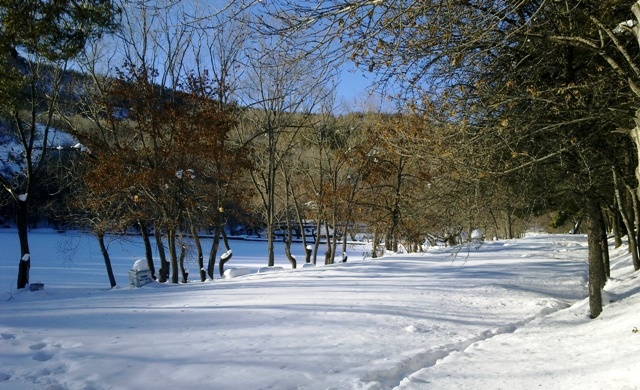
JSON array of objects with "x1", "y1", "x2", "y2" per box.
[
  {"x1": 167, "y1": 228, "x2": 179, "y2": 284},
  {"x1": 189, "y1": 222, "x2": 205, "y2": 282},
  {"x1": 610, "y1": 195, "x2": 623, "y2": 248},
  {"x1": 292, "y1": 190, "x2": 311, "y2": 263},
  {"x1": 585, "y1": 190, "x2": 605, "y2": 318},
  {"x1": 312, "y1": 218, "x2": 322, "y2": 264},
  {"x1": 208, "y1": 223, "x2": 221, "y2": 279},
  {"x1": 599, "y1": 209, "x2": 610, "y2": 280},
  {"x1": 154, "y1": 225, "x2": 169, "y2": 283},
  {"x1": 139, "y1": 220, "x2": 156, "y2": 280},
  {"x1": 284, "y1": 219, "x2": 297, "y2": 269},
  {"x1": 266, "y1": 122, "x2": 276, "y2": 268},
  {"x1": 218, "y1": 228, "x2": 233, "y2": 278},
  {"x1": 342, "y1": 225, "x2": 349, "y2": 262},
  {"x1": 284, "y1": 232, "x2": 297, "y2": 269},
  {"x1": 179, "y1": 243, "x2": 188, "y2": 283},
  {"x1": 389, "y1": 157, "x2": 404, "y2": 252},
  {"x1": 330, "y1": 211, "x2": 339, "y2": 264},
  {"x1": 629, "y1": 115, "x2": 640, "y2": 201},
  {"x1": 96, "y1": 232, "x2": 117, "y2": 288},
  {"x1": 506, "y1": 211, "x2": 513, "y2": 240},
  {"x1": 324, "y1": 220, "x2": 333, "y2": 265},
  {"x1": 16, "y1": 200, "x2": 31, "y2": 289},
  {"x1": 219, "y1": 250, "x2": 232, "y2": 278},
  {"x1": 614, "y1": 170, "x2": 640, "y2": 270},
  {"x1": 630, "y1": 186, "x2": 640, "y2": 271},
  {"x1": 371, "y1": 226, "x2": 380, "y2": 258}
]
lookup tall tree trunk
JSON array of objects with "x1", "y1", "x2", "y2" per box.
[
  {"x1": 341, "y1": 201, "x2": 355, "y2": 259},
  {"x1": 599, "y1": 210, "x2": 610, "y2": 279},
  {"x1": 154, "y1": 224, "x2": 169, "y2": 283},
  {"x1": 266, "y1": 217, "x2": 275, "y2": 267},
  {"x1": 506, "y1": 211, "x2": 513, "y2": 240},
  {"x1": 330, "y1": 211, "x2": 339, "y2": 264},
  {"x1": 96, "y1": 232, "x2": 117, "y2": 288},
  {"x1": 341, "y1": 224, "x2": 349, "y2": 262},
  {"x1": 139, "y1": 220, "x2": 156, "y2": 280},
  {"x1": 284, "y1": 231, "x2": 297, "y2": 269},
  {"x1": 614, "y1": 170, "x2": 640, "y2": 270},
  {"x1": 284, "y1": 216, "x2": 297, "y2": 269},
  {"x1": 312, "y1": 219, "x2": 322, "y2": 264},
  {"x1": 16, "y1": 200, "x2": 31, "y2": 289},
  {"x1": 324, "y1": 220, "x2": 332, "y2": 265},
  {"x1": 167, "y1": 227, "x2": 179, "y2": 284},
  {"x1": 208, "y1": 224, "x2": 221, "y2": 279},
  {"x1": 179, "y1": 243, "x2": 188, "y2": 283},
  {"x1": 390, "y1": 198, "x2": 401, "y2": 252},
  {"x1": 610, "y1": 194, "x2": 623, "y2": 248},
  {"x1": 189, "y1": 222, "x2": 205, "y2": 282},
  {"x1": 629, "y1": 111, "x2": 640, "y2": 201},
  {"x1": 585, "y1": 190, "x2": 605, "y2": 319},
  {"x1": 266, "y1": 123, "x2": 276, "y2": 268},
  {"x1": 371, "y1": 226, "x2": 380, "y2": 258},
  {"x1": 281, "y1": 170, "x2": 299, "y2": 269},
  {"x1": 292, "y1": 190, "x2": 311, "y2": 262},
  {"x1": 630, "y1": 186, "x2": 640, "y2": 271},
  {"x1": 219, "y1": 228, "x2": 233, "y2": 277},
  {"x1": 488, "y1": 208, "x2": 499, "y2": 239}
]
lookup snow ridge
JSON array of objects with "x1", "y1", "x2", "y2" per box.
[{"x1": 356, "y1": 299, "x2": 571, "y2": 389}]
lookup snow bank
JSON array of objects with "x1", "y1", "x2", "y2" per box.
[
  {"x1": 223, "y1": 267, "x2": 252, "y2": 278},
  {"x1": 257, "y1": 266, "x2": 284, "y2": 273}
]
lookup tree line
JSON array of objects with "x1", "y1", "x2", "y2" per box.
[
  {"x1": 2, "y1": 0, "x2": 640, "y2": 318},
  {"x1": 267, "y1": 0, "x2": 640, "y2": 318}
]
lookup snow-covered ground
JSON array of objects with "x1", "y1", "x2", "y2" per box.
[{"x1": 0, "y1": 229, "x2": 639, "y2": 389}]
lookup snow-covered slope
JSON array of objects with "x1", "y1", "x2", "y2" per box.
[{"x1": 0, "y1": 123, "x2": 78, "y2": 178}]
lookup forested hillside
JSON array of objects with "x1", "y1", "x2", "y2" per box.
[{"x1": 2, "y1": 0, "x2": 640, "y2": 318}]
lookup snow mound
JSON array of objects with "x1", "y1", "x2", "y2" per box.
[
  {"x1": 131, "y1": 259, "x2": 149, "y2": 271},
  {"x1": 257, "y1": 266, "x2": 284, "y2": 273},
  {"x1": 223, "y1": 268, "x2": 252, "y2": 279}
]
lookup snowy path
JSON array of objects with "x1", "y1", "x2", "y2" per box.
[
  {"x1": 394, "y1": 243, "x2": 640, "y2": 390},
  {"x1": 2, "y1": 231, "x2": 636, "y2": 389}
]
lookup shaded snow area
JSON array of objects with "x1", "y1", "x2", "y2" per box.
[{"x1": 1, "y1": 230, "x2": 639, "y2": 389}]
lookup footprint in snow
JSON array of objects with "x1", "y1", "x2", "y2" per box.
[
  {"x1": 32, "y1": 350, "x2": 55, "y2": 362},
  {"x1": 27, "y1": 341, "x2": 57, "y2": 361},
  {"x1": 29, "y1": 342, "x2": 47, "y2": 350}
]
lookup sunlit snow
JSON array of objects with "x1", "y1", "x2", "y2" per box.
[{"x1": 0, "y1": 229, "x2": 639, "y2": 389}]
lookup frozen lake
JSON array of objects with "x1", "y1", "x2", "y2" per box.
[{"x1": 0, "y1": 229, "x2": 370, "y2": 289}]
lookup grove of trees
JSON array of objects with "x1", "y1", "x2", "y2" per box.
[{"x1": 2, "y1": 0, "x2": 640, "y2": 318}]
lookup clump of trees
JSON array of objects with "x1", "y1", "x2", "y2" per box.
[
  {"x1": 265, "y1": 0, "x2": 640, "y2": 318},
  {"x1": 4, "y1": 0, "x2": 640, "y2": 319}
]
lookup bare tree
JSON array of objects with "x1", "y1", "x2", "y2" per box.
[
  {"x1": 238, "y1": 29, "x2": 336, "y2": 267},
  {"x1": 190, "y1": 7, "x2": 252, "y2": 278}
]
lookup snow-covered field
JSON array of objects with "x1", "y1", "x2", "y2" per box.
[{"x1": 1, "y1": 229, "x2": 639, "y2": 390}]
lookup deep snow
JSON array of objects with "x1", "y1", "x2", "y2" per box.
[{"x1": 0, "y1": 229, "x2": 639, "y2": 389}]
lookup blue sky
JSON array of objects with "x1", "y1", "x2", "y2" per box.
[
  {"x1": 335, "y1": 63, "x2": 395, "y2": 113},
  {"x1": 336, "y1": 65, "x2": 373, "y2": 104}
]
